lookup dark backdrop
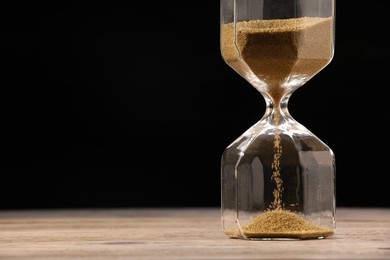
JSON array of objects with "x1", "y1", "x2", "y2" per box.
[{"x1": 1, "y1": 2, "x2": 388, "y2": 209}]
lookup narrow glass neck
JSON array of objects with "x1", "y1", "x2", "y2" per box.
[{"x1": 264, "y1": 96, "x2": 291, "y2": 127}]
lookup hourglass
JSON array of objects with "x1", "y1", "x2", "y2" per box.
[{"x1": 220, "y1": 0, "x2": 336, "y2": 240}]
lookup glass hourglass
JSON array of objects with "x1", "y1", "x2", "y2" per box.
[{"x1": 220, "y1": 0, "x2": 336, "y2": 240}]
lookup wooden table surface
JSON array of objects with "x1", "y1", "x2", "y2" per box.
[{"x1": 0, "y1": 207, "x2": 389, "y2": 259}]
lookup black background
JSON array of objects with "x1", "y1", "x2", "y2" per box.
[{"x1": 1, "y1": 2, "x2": 388, "y2": 209}]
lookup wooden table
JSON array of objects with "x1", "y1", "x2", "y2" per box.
[{"x1": 0, "y1": 207, "x2": 389, "y2": 259}]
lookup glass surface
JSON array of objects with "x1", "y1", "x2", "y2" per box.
[{"x1": 220, "y1": 0, "x2": 336, "y2": 240}]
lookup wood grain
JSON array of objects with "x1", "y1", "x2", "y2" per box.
[{"x1": 0, "y1": 207, "x2": 389, "y2": 259}]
